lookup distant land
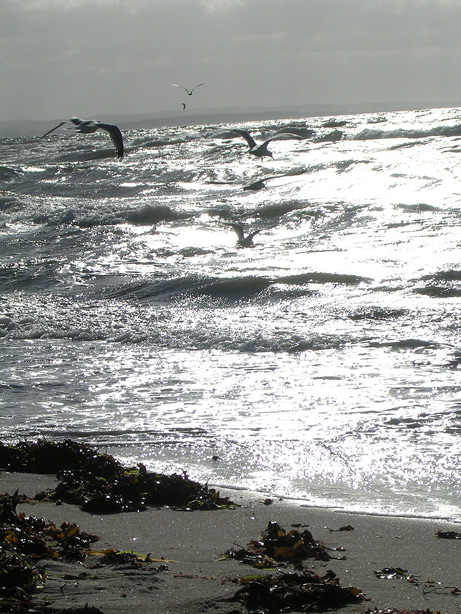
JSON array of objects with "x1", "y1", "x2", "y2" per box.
[{"x1": 1, "y1": 101, "x2": 460, "y2": 137}]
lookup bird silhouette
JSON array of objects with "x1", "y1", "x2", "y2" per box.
[
  {"x1": 224, "y1": 222, "x2": 265, "y2": 247},
  {"x1": 172, "y1": 83, "x2": 205, "y2": 96},
  {"x1": 232, "y1": 129, "x2": 302, "y2": 159},
  {"x1": 207, "y1": 168, "x2": 307, "y2": 191},
  {"x1": 41, "y1": 117, "x2": 124, "y2": 159},
  {"x1": 243, "y1": 169, "x2": 307, "y2": 190}
]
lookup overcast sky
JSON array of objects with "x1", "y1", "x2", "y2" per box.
[{"x1": 1, "y1": 0, "x2": 461, "y2": 122}]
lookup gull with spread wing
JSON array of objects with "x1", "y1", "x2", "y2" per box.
[
  {"x1": 41, "y1": 117, "x2": 124, "y2": 159},
  {"x1": 172, "y1": 83, "x2": 205, "y2": 96},
  {"x1": 232, "y1": 129, "x2": 302, "y2": 158},
  {"x1": 224, "y1": 222, "x2": 271, "y2": 247}
]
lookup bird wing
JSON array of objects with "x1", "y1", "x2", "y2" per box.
[
  {"x1": 69, "y1": 117, "x2": 87, "y2": 126},
  {"x1": 224, "y1": 223, "x2": 245, "y2": 241},
  {"x1": 172, "y1": 83, "x2": 190, "y2": 94},
  {"x1": 263, "y1": 132, "x2": 303, "y2": 146},
  {"x1": 243, "y1": 180, "x2": 266, "y2": 191},
  {"x1": 244, "y1": 169, "x2": 306, "y2": 190},
  {"x1": 260, "y1": 174, "x2": 287, "y2": 182},
  {"x1": 235, "y1": 130, "x2": 257, "y2": 149},
  {"x1": 190, "y1": 83, "x2": 205, "y2": 92},
  {"x1": 97, "y1": 123, "x2": 124, "y2": 159},
  {"x1": 248, "y1": 228, "x2": 264, "y2": 240},
  {"x1": 261, "y1": 169, "x2": 306, "y2": 182},
  {"x1": 40, "y1": 121, "x2": 68, "y2": 138}
]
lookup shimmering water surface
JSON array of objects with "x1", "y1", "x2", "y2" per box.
[{"x1": 1, "y1": 107, "x2": 460, "y2": 520}]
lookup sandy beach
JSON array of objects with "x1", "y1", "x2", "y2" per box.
[{"x1": 1, "y1": 470, "x2": 460, "y2": 614}]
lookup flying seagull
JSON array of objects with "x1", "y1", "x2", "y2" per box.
[
  {"x1": 181, "y1": 103, "x2": 186, "y2": 110},
  {"x1": 172, "y1": 83, "x2": 205, "y2": 96},
  {"x1": 232, "y1": 129, "x2": 302, "y2": 159},
  {"x1": 41, "y1": 117, "x2": 124, "y2": 159},
  {"x1": 244, "y1": 169, "x2": 307, "y2": 190},
  {"x1": 207, "y1": 169, "x2": 307, "y2": 192},
  {"x1": 207, "y1": 168, "x2": 307, "y2": 191},
  {"x1": 224, "y1": 222, "x2": 266, "y2": 248}
]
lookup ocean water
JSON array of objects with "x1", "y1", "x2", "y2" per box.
[{"x1": 1, "y1": 106, "x2": 460, "y2": 521}]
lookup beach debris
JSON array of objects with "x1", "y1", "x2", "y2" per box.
[
  {"x1": 0, "y1": 439, "x2": 236, "y2": 513},
  {"x1": 423, "y1": 583, "x2": 461, "y2": 597},
  {"x1": 224, "y1": 521, "x2": 330, "y2": 569},
  {"x1": 374, "y1": 567, "x2": 419, "y2": 583},
  {"x1": 228, "y1": 569, "x2": 363, "y2": 613},
  {"x1": 87, "y1": 547, "x2": 173, "y2": 569},
  {"x1": 57, "y1": 606, "x2": 104, "y2": 614},
  {"x1": 374, "y1": 565, "x2": 461, "y2": 601},
  {"x1": 366, "y1": 610, "x2": 448, "y2": 614},
  {"x1": 435, "y1": 529, "x2": 461, "y2": 539},
  {"x1": 0, "y1": 491, "x2": 100, "y2": 612},
  {"x1": 326, "y1": 524, "x2": 355, "y2": 532}
]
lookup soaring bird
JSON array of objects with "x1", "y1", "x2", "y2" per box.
[
  {"x1": 224, "y1": 222, "x2": 265, "y2": 248},
  {"x1": 243, "y1": 168, "x2": 307, "y2": 190},
  {"x1": 172, "y1": 83, "x2": 205, "y2": 96},
  {"x1": 208, "y1": 168, "x2": 306, "y2": 191},
  {"x1": 181, "y1": 103, "x2": 187, "y2": 110},
  {"x1": 232, "y1": 129, "x2": 302, "y2": 159},
  {"x1": 41, "y1": 117, "x2": 124, "y2": 159}
]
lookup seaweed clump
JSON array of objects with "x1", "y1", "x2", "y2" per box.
[
  {"x1": 225, "y1": 520, "x2": 330, "y2": 568},
  {"x1": 230, "y1": 569, "x2": 363, "y2": 613},
  {"x1": 0, "y1": 439, "x2": 235, "y2": 514},
  {"x1": 0, "y1": 491, "x2": 100, "y2": 613},
  {"x1": 225, "y1": 522, "x2": 363, "y2": 612}
]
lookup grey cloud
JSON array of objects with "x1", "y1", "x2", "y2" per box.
[{"x1": 1, "y1": 0, "x2": 460, "y2": 121}]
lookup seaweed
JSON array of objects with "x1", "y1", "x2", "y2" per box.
[
  {"x1": 435, "y1": 529, "x2": 461, "y2": 539},
  {"x1": 224, "y1": 520, "x2": 330, "y2": 569},
  {"x1": 0, "y1": 491, "x2": 100, "y2": 613},
  {"x1": 0, "y1": 439, "x2": 236, "y2": 513},
  {"x1": 229, "y1": 569, "x2": 363, "y2": 612},
  {"x1": 224, "y1": 522, "x2": 363, "y2": 611},
  {"x1": 374, "y1": 567, "x2": 419, "y2": 583},
  {"x1": 366, "y1": 610, "x2": 451, "y2": 614}
]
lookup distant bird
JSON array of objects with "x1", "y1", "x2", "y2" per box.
[
  {"x1": 207, "y1": 169, "x2": 307, "y2": 192},
  {"x1": 41, "y1": 117, "x2": 124, "y2": 159},
  {"x1": 244, "y1": 169, "x2": 306, "y2": 191},
  {"x1": 224, "y1": 222, "x2": 265, "y2": 247},
  {"x1": 172, "y1": 83, "x2": 205, "y2": 96},
  {"x1": 232, "y1": 129, "x2": 302, "y2": 159},
  {"x1": 181, "y1": 103, "x2": 186, "y2": 110}
]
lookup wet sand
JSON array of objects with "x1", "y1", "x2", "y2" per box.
[{"x1": 2, "y1": 471, "x2": 460, "y2": 613}]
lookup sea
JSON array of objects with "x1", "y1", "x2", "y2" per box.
[{"x1": 0, "y1": 106, "x2": 460, "y2": 522}]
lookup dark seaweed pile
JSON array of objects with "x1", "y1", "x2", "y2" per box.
[
  {"x1": 229, "y1": 569, "x2": 363, "y2": 613},
  {"x1": 0, "y1": 490, "x2": 100, "y2": 613},
  {"x1": 225, "y1": 520, "x2": 330, "y2": 568},
  {"x1": 0, "y1": 439, "x2": 235, "y2": 513},
  {"x1": 0, "y1": 439, "x2": 235, "y2": 612},
  {"x1": 224, "y1": 521, "x2": 365, "y2": 612}
]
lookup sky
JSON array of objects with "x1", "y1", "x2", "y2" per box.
[{"x1": 1, "y1": 0, "x2": 461, "y2": 122}]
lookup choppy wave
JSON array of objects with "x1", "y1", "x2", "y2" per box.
[
  {"x1": 1, "y1": 105, "x2": 461, "y2": 521},
  {"x1": 354, "y1": 122, "x2": 461, "y2": 141}
]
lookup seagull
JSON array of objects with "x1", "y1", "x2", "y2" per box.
[
  {"x1": 181, "y1": 103, "x2": 186, "y2": 110},
  {"x1": 232, "y1": 129, "x2": 302, "y2": 159},
  {"x1": 224, "y1": 222, "x2": 265, "y2": 247},
  {"x1": 244, "y1": 169, "x2": 307, "y2": 190},
  {"x1": 172, "y1": 83, "x2": 205, "y2": 96},
  {"x1": 41, "y1": 117, "x2": 124, "y2": 159},
  {"x1": 207, "y1": 169, "x2": 307, "y2": 191}
]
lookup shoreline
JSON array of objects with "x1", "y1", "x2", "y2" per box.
[
  {"x1": 217, "y1": 485, "x2": 461, "y2": 525},
  {"x1": 2, "y1": 471, "x2": 460, "y2": 614}
]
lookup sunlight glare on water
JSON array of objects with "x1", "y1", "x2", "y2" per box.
[{"x1": 1, "y1": 106, "x2": 461, "y2": 520}]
